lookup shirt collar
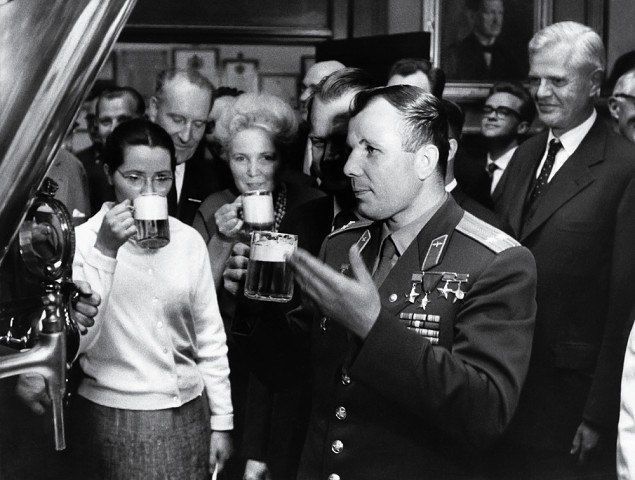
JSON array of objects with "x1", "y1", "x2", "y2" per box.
[
  {"x1": 445, "y1": 178, "x2": 458, "y2": 193},
  {"x1": 549, "y1": 109, "x2": 597, "y2": 155},
  {"x1": 486, "y1": 145, "x2": 517, "y2": 169},
  {"x1": 383, "y1": 192, "x2": 449, "y2": 256}
]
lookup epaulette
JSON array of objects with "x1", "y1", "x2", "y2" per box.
[
  {"x1": 327, "y1": 218, "x2": 373, "y2": 239},
  {"x1": 455, "y1": 211, "x2": 519, "y2": 253}
]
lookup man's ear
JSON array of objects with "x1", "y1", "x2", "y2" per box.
[
  {"x1": 589, "y1": 69, "x2": 604, "y2": 98},
  {"x1": 413, "y1": 144, "x2": 439, "y2": 181},
  {"x1": 516, "y1": 120, "x2": 530, "y2": 135},
  {"x1": 607, "y1": 97, "x2": 621, "y2": 122},
  {"x1": 103, "y1": 163, "x2": 114, "y2": 186},
  {"x1": 448, "y1": 138, "x2": 459, "y2": 162},
  {"x1": 147, "y1": 96, "x2": 159, "y2": 122}
]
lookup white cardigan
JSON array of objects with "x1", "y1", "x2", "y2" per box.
[{"x1": 73, "y1": 203, "x2": 233, "y2": 431}]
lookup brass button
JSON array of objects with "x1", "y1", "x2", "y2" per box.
[
  {"x1": 341, "y1": 373, "x2": 351, "y2": 385},
  {"x1": 331, "y1": 440, "x2": 344, "y2": 454},
  {"x1": 328, "y1": 474, "x2": 341, "y2": 480},
  {"x1": 389, "y1": 293, "x2": 398, "y2": 302},
  {"x1": 335, "y1": 406, "x2": 347, "y2": 420},
  {"x1": 320, "y1": 317, "x2": 328, "y2": 333}
]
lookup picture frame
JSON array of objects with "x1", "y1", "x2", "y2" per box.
[
  {"x1": 260, "y1": 74, "x2": 299, "y2": 108},
  {"x1": 222, "y1": 55, "x2": 259, "y2": 93},
  {"x1": 426, "y1": 0, "x2": 553, "y2": 101},
  {"x1": 174, "y1": 48, "x2": 220, "y2": 85},
  {"x1": 115, "y1": 45, "x2": 171, "y2": 99}
]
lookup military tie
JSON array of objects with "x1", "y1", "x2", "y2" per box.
[
  {"x1": 372, "y1": 236, "x2": 397, "y2": 287},
  {"x1": 527, "y1": 138, "x2": 562, "y2": 206}
]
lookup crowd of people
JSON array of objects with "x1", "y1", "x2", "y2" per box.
[{"x1": 3, "y1": 17, "x2": 635, "y2": 480}]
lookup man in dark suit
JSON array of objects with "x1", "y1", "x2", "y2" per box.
[
  {"x1": 455, "y1": 81, "x2": 534, "y2": 210},
  {"x1": 279, "y1": 86, "x2": 536, "y2": 479},
  {"x1": 495, "y1": 21, "x2": 635, "y2": 479},
  {"x1": 447, "y1": 0, "x2": 525, "y2": 81},
  {"x1": 148, "y1": 68, "x2": 226, "y2": 225}
]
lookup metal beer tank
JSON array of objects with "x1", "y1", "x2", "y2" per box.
[{"x1": 0, "y1": 0, "x2": 137, "y2": 452}]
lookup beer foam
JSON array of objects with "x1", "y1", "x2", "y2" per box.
[
  {"x1": 242, "y1": 194, "x2": 274, "y2": 224},
  {"x1": 133, "y1": 195, "x2": 168, "y2": 220},
  {"x1": 251, "y1": 241, "x2": 295, "y2": 262}
]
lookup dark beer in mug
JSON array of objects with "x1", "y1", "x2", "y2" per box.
[
  {"x1": 133, "y1": 194, "x2": 170, "y2": 249},
  {"x1": 244, "y1": 231, "x2": 297, "y2": 302},
  {"x1": 242, "y1": 190, "x2": 274, "y2": 232}
]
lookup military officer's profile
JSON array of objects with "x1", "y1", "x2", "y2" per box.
[{"x1": 284, "y1": 85, "x2": 538, "y2": 479}]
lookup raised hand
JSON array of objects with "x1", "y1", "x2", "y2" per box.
[{"x1": 94, "y1": 199, "x2": 136, "y2": 258}]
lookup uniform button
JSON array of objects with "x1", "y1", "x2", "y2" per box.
[
  {"x1": 147, "y1": 268, "x2": 153, "y2": 274},
  {"x1": 341, "y1": 373, "x2": 351, "y2": 385},
  {"x1": 320, "y1": 317, "x2": 328, "y2": 333},
  {"x1": 173, "y1": 395, "x2": 178, "y2": 401},
  {"x1": 163, "y1": 347, "x2": 169, "y2": 354},
  {"x1": 328, "y1": 474, "x2": 340, "y2": 480},
  {"x1": 157, "y1": 321, "x2": 163, "y2": 328},
  {"x1": 331, "y1": 440, "x2": 343, "y2": 454},
  {"x1": 335, "y1": 406, "x2": 347, "y2": 420},
  {"x1": 152, "y1": 297, "x2": 159, "y2": 303},
  {"x1": 389, "y1": 293, "x2": 398, "y2": 302}
]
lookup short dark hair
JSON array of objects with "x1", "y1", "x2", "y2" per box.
[
  {"x1": 96, "y1": 86, "x2": 146, "y2": 118},
  {"x1": 442, "y1": 99, "x2": 465, "y2": 141},
  {"x1": 350, "y1": 85, "x2": 449, "y2": 176},
  {"x1": 102, "y1": 118, "x2": 177, "y2": 173},
  {"x1": 388, "y1": 58, "x2": 446, "y2": 99},
  {"x1": 307, "y1": 67, "x2": 376, "y2": 122},
  {"x1": 487, "y1": 81, "x2": 535, "y2": 123},
  {"x1": 214, "y1": 86, "x2": 243, "y2": 100}
]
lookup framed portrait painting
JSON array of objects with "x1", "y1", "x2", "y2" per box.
[
  {"x1": 428, "y1": 0, "x2": 553, "y2": 100},
  {"x1": 174, "y1": 48, "x2": 219, "y2": 85},
  {"x1": 115, "y1": 45, "x2": 171, "y2": 99}
]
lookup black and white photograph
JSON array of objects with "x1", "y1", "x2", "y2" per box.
[{"x1": 1, "y1": 1, "x2": 634, "y2": 480}]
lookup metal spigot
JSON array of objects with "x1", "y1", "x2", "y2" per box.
[{"x1": 0, "y1": 283, "x2": 69, "y2": 450}]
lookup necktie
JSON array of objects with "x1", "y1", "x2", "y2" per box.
[
  {"x1": 372, "y1": 236, "x2": 397, "y2": 287},
  {"x1": 485, "y1": 162, "x2": 499, "y2": 177},
  {"x1": 528, "y1": 139, "x2": 562, "y2": 206}
]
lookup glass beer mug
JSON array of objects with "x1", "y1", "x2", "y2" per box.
[
  {"x1": 241, "y1": 190, "x2": 274, "y2": 232},
  {"x1": 133, "y1": 193, "x2": 170, "y2": 249},
  {"x1": 244, "y1": 231, "x2": 297, "y2": 303}
]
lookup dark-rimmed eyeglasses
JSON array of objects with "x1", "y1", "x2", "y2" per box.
[
  {"x1": 482, "y1": 105, "x2": 521, "y2": 119},
  {"x1": 116, "y1": 170, "x2": 174, "y2": 191},
  {"x1": 613, "y1": 93, "x2": 635, "y2": 106}
]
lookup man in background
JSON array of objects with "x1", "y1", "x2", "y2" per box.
[
  {"x1": 608, "y1": 68, "x2": 635, "y2": 144},
  {"x1": 78, "y1": 86, "x2": 146, "y2": 213},
  {"x1": 448, "y1": 0, "x2": 524, "y2": 80},
  {"x1": 495, "y1": 21, "x2": 635, "y2": 479},
  {"x1": 386, "y1": 58, "x2": 446, "y2": 98},
  {"x1": 299, "y1": 60, "x2": 345, "y2": 119},
  {"x1": 455, "y1": 81, "x2": 534, "y2": 208},
  {"x1": 148, "y1": 68, "x2": 224, "y2": 226}
]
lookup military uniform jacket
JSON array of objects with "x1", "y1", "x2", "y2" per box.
[{"x1": 297, "y1": 198, "x2": 537, "y2": 480}]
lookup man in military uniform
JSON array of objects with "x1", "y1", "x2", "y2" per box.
[{"x1": 283, "y1": 86, "x2": 537, "y2": 479}]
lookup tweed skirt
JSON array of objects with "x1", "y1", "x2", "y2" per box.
[{"x1": 68, "y1": 394, "x2": 211, "y2": 480}]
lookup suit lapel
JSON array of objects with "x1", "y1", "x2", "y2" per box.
[
  {"x1": 520, "y1": 120, "x2": 606, "y2": 241},
  {"x1": 506, "y1": 132, "x2": 548, "y2": 236},
  {"x1": 378, "y1": 198, "x2": 464, "y2": 317}
]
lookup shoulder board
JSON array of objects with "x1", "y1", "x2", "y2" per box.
[
  {"x1": 455, "y1": 211, "x2": 520, "y2": 253},
  {"x1": 327, "y1": 218, "x2": 373, "y2": 238}
]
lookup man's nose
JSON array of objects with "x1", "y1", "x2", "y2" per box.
[
  {"x1": 343, "y1": 150, "x2": 359, "y2": 178},
  {"x1": 178, "y1": 122, "x2": 193, "y2": 143},
  {"x1": 535, "y1": 79, "x2": 552, "y2": 98}
]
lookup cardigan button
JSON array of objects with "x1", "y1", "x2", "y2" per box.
[{"x1": 328, "y1": 474, "x2": 341, "y2": 480}]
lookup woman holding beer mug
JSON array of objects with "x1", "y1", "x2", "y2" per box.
[
  {"x1": 70, "y1": 118, "x2": 233, "y2": 479},
  {"x1": 193, "y1": 92, "x2": 322, "y2": 287},
  {"x1": 193, "y1": 93, "x2": 322, "y2": 479}
]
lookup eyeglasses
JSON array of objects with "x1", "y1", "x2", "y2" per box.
[
  {"x1": 613, "y1": 93, "x2": 635, "y2": 106},
  {"x1": 116, "y1": 170, "x2": 173, "y2": 191},
  {"x1": 482, "y1": 105, "x2": 521, "y2": 119}
]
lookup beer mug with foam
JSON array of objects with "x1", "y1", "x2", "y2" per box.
[
  {"x1": 241, "y1": 190, "x2": 274, "y2": 233},
  {"x1": 244, "y1": 231, "x2": 297, "y2": 302},
  {"x1": 133, "y1": 193, "x2": 170, "y2": 248}
]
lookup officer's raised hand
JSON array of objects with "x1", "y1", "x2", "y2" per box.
[{"x1": 287, "y1": 244, "x2": 380, "y2": 339}]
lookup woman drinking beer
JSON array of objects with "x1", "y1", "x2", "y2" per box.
[{"x1": 69, "y1": 118, "x2": 233, "y2": 479}]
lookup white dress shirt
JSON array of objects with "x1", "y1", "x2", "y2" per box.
[
  {"x1": 175, "y1": 162, "x2": 186, "y2": 202},
  {"x1": 486, "y1": 145, "x2": 517, "y2": 193},
  {"x1": 618, "y1": 321, "x2": 635, "y2": 479},
  {"x1": 73, "y1": 203, "x2": 233, "y2": 431},
  {"x1": 535, "y1": 110, "x2": 597, "y2": 182}
]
